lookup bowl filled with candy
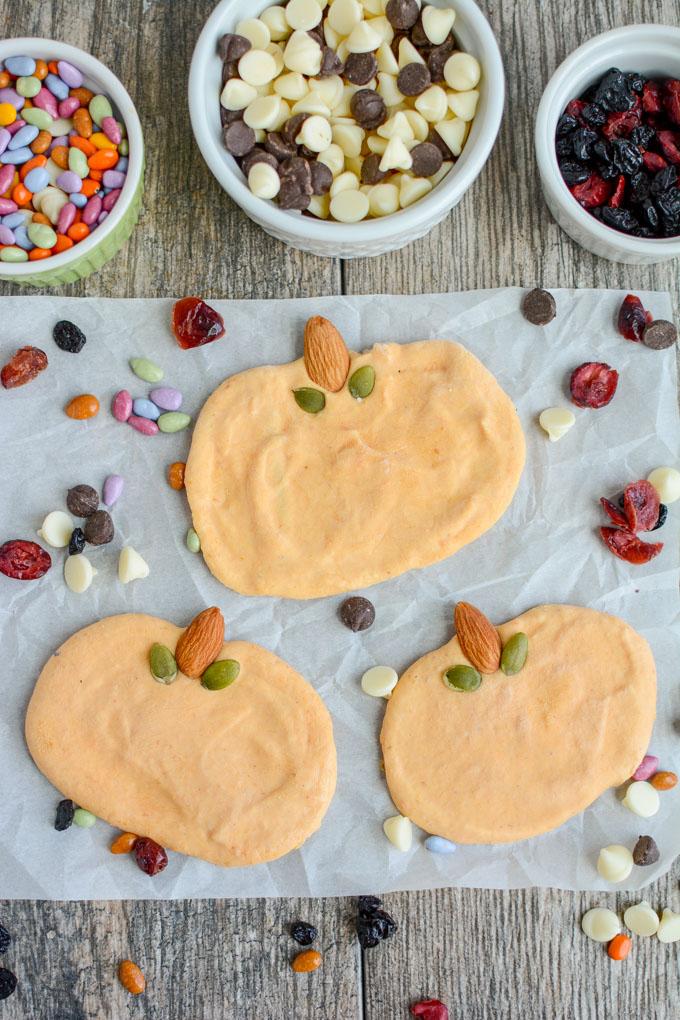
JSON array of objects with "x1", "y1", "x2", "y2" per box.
[
  {"x1": 0, "y1": 38, "x2": 144, "y2": 287},
  {"x1": 536, "y1": 24, "x2": 680, "y2": 264},
  {"x1": 189, "y1": 0, "x2": 504, "y2": 258}
]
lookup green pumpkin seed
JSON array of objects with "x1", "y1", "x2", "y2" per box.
[
  {"x1": 293, "y1": 387, "x2": 325, "y2": 414},
  {"x1": 500, "y1": 632, "x2": 529, "y2": 676},
  {"x1": 348, "y1": 365, "x2": 375, "y2": 399},
  {"x1": 158, "y1": 412, "x2": 191, "y2": 433},
  {"x1": 186, "y1": 527, "x2": 201, "y2": 553},
  {"x1": 130, "y1": 357, "x2": 164, "y2": 383},
  {"x1": 442, "y1": 664, "x2": 482, "y2": 692},
  {"x1": 202, "y1": 658, "x2": 240, "y2": 691},
  {"x1": 149, "y1": 643, "x2": 178, "y2": 684}
]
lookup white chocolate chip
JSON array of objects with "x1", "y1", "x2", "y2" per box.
[
  {"x1": 248, "y1": 161, "x2": 281, "y2": 199},
  {"x1": 292, "y1": 91, "x2": 332, "y2": 116},
  {"x1": 238, "y1": 49, "x2": 278, "y2": 87},
  {"x1": 361, "y1": 665, "x2": 398, "y2": 697},
  {"x1": 415, "y1": 84, "x2": 448, "y2": 122},
  {"x1": 297, "y1": 113, "x2": 333, "y2": 151},
  {"x1": 243, "y1": 94, "x2": 284, "y2": 130},
  {"x1": 361, "y1": 0, "x2": 384, "y2": 14},
  {"x1": 378, "y1": 110, "x2": 414, "y2": 141},
  {"x1": 596, "y1": 845, "x2": 634, "y2": 883},
  {"x1": 332, "y1": 84, "x2": 365, "y2": 117},
  {"x1": 266, "y1": 42, "x2": 286, "y2": 76},
  {"x1": 421, "y1": 4, "x2": 456, "y2": 44},
  {"x1": 366, "y1": 134, "x2": 388, "y2": 154},
  {"x1": 345, "y1": 154, "x2": 364, "y2": 177},
  {"x1": 377, "y1": 72, "x2": 405, "y2": 108},
  {"x1": 624, "y1": 901, "x2": 660, "y2": 937},
  {"x1": 37, "y1": 510, "x2": 74, "y2": 548},
  {"x1": 327, "y1": 0, "x2": 363, "y2": 36},
  {"x1": 379, "y1": 135, "x2": 413, "y2": 172},
  {"x1": 376, "y1": 41, "x2": 399, "y2": 75},
  {"x1": 272, "y1": 98, "x2": 291, "y2": 131},
  {"x1": 332, "y1": 121, "x2": 365, "y2": 157},
  {"x1": 118, "y1": 546, "x2": 150, "y2": 584},
  {"x1": 309, "y1": 74, "x2": 344, "y2": 109},
  {"x1": 366, "y1": 15, "x2": 394, "y2": 45},
  {"x1": 236, "y1": 18, "x2": 272, "y2": 50},
  {"x1": 448, "y1": 89, "x2": 480, "y2": 122},
  {"x1": 317, "y1": 143, "x2": 346, "y2": 176},
  {"x1": 336, "y1": 39, "x2": 351, "y2": 62},
  {"x1": 220, "y1": 78, "x2": 258, "y2": 111},
  {"x1": 539, "y1": 407, "x2": 575, "y2": 442},
  {"x1": 308, "y1": 193, "x2": 331, "y2": 218},
  {"x1": 622, "y1": 780, "x2": 660, "y2": 818},
  {"x1": 283, "y1": 30, "x2": 322, "y2": 75},
  {"x1": 383, "y1": 814, "x2": 413, "y2": 851},
  {"x1": 260, "y1": 5, "x2": 291, "y2": 41},
  {"x1": 368, "y1": 181, "x2": 400, "y2": 216},
  {"x1": 430, "y1": 160, "x2": 453, "y2": 186},
  {"x1": 330, "y1": 170, "x2": 360, "y2": 196},
  {"x1": 647, "y1": 466, "x2": 680, "y2": 504},
  {"x1": 404, "y1": 109, "x2": 429, "y2": 140},
  {"x1": 64, "y1": 553, "x2": 96, "y2": 594},
  {"x1": 398, "y1": 37, "x2": 426, "y2": 68},
  {"x1": 581, "y1": 908, "x2": 621, "y2": 943},
  {"x1": 435, "y1": 117, "x2": 467, "y2": 156},
  {"x1": 444, "y1": 51, "x2": 481, "y2": 91},
  {"x1": 286, "y1": 0, "x2": 323, "y2": 30},
  {"x1": 274, "y1": 71, "x2": 308, "y2": 100},
  {"x1": 657, "y1": 908, "x2": 680, "y2": 943},
  {"x1": 323, "y1": 18, "x2": 342, "y2": 49},
  {"x1": 400, "y1": 174, "x2": 432, "y2": 208},
  {"x1": 346, "y1": 20, "x2": 383, "y2": 52},
  {"x1": 329, "y1": 188, "x2": 370, "y2": 222}
]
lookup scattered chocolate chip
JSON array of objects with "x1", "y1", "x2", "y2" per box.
[
  {"x1": 223, "y1": 120, "x2": 256, "y2": 157},
  {"x1": 411, "y1": 15, "x2": 432, "y2": 49},
  {"x1": 345, "y1": 52, "x2": 378, "y2": 86},
  {"x1": 0, "y1": 925, "x2": 10, "y2": 955},
  {"x1": 319, "y1": 46, "x2": 344, "y2": 78},
  {"x1": 351, "y1": 89, "x2": 387, "y2": 130},
  {"x1": 282, "y1": 113, "x2": 309, "y2": 146},
  {"x1": 299, "y1": 144, "x2": 318, "y2": 160},
  {"x1": 642, "y1": 319, "x2": 677, "y2": 350},
  {"x1": 84, "y1": 509, "x2": 114, "y2": 546},
  {"x1": 217, "y1": 33, "x2": 251, "y2": 63},
  {"x1": 410, "y1": 141, "x2": 443, "y2": 178},
  {"x1": 290, "y1": 920, "x2": 318, "y2": 946},
  {"x1": 397, "y1": 62, "x2": 431, "y2": 96},
  {"x1": 264, "y1": 131, "x2": 298, "y2": 162},
  {"x1": 279, "y1": 181, "x2": 312, "y2": 210},
  {"x1": 55, "y1": 798, "x2": 76, "y2": 831},
  {"x1": 428, "y1": 39, "x2": 455, "y2": 82},
  {"x1": 361, "y1": 153, "x2": 387, "y2": 185},
  {"x1": 66, "y1": 484, "x2": 99, "y2": 518},
  {"x1": 632, "y1": 834, "x2": 660, "y2": 866},
  {"x1": 0, "y1": 969, "x2": 17, "y2": 1002},
  {"x1": 339, "y1": 596, "x2": 376, "y2": 632},
  {"x1": 311, "y1": 160, "x2": 333, "y2": 195},
  {"x1": 521, "y1": 288, "x2": 557, "y2": 326},
  {"x1": 386, "y1": 0, "x2": 420, "y2": 31},
  {"x1": 241, "y1": 147, "x2": 279, "y2": 176}
]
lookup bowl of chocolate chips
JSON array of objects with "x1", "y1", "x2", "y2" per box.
[
  {"x1": 189, "y1": 0, "x2": 504, "y2": 257},
  {"x1": 536, "y1": 23, "x2": 680, "y2": 264}
]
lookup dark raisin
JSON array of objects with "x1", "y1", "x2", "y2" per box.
[
  {"x1": 630, "y1": 124, "x2": 655, "y2": 148},
  {"x1": 610, "y1": 138, "x2": 643, "y2": 174},
  {"x1": 53, "y1": 320, "x2": 86, "y2": 354},
  {"x1": 68, "y1": 527, "x2": 85, "y2": 556},
  {"x1": 356, "y1": 905, "x2": 397, "y2": 949},
  {"x1": 627, "y1": 72, "x2": 645, "y2": 94},
  {"x1": 652, "y1": 503, "x2": 668, "y2": 530},
  {"x1": 0, "y1": 925, "x2": 10, "y2": 955},
  {"x1": 582, "y1": 103, "x2": 606, "y2": 127},
  {"x1": 601, "y1": 206, "x2": 640, "y2": 232},
  {"x1": 0, "y1": 969, "x2": 17, "y2": 1001},
  {"x1": 572, "y1": 127, "x2": 599, "y2": 161},
  {"x1": 555, "y1": 136, "x2": 573, "y2": 159},
  {"x1": 559, "y1": 160, "x2": 591, "y2": 186},
  {"x1": 290, "y1": 920, "x2": 318, "y2": 946},
  {"x1": 556, "y1": 113, "x2": 578, "y2": 137},
  {"x1": 55, "y1": 798, "x2": 76, "y2": 831},
  {"x1": 639, "y1": 199, "x2": 660, "y2": 231},
  {"x1": 629, "y1": 171, "x2": 650, "y2": 203},
  {"x1": 593, "y1": 68, "x2": 636, "y2": 112},
  {"x1": 650, "y1": 165, "x2": 679, "y2": 196},
  {"x1": 358, "y1": 895, "x2": 383, "y2": 916},
  {"x1": 657, "y1": 187, "x2": 680, "y2": 235},
  {"x1": 592, "y1": 139, "x2": 613, "y2": 165}
]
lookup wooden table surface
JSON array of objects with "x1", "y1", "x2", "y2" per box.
[{"x1": 1, "y1": 1, "x2": 679, "y2": 1017}]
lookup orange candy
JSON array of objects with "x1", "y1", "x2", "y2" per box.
[
  {"x1": 110, "y1": 832, "x2": 139, "y2": 855},
  {"x1": 68, "y1": 223, "x2": 90, "y2": 242},
  {"x1": 69, "y1": 135, "x2": 96, "y2": 157},
  {"x1": 73, "y1": 107, "x2": 93, "y2": 138},
  {"x1": 607, "y1": 934, "x2": 632, "y2": 961},
  {"x1": 650, "y1": 770, "x2": 678, "y2": 791},
  {"x1": 168, "y1": 462, "x2": 187, "y2": 491},
  {"x1": 29, "y1": 248, "x2": 53, "y2": 261},
  {"x1": 65, "y1": 394, "x2": 100, "y2": 420},
  {"x1": 118, "y1": 960, "x2": 146, "y2": 996},
  {"x1": 20, "y1": 155, "x2": 47, "y2": 181},
  {"x1": 0, "y1": 72, "x2": 9, "y2": 89},
  {"x1": 12, "y1": 183, "x2": 32, "y2": 206},
  {"x1": 291, "y1": 950, "x2": 323, "y2": 974},
  {"x1": 34, "y1": 59, "x2": 48, "y2": 81},
  {"x1": 30, "y1": 130, "x2": 52, "y2": 155},
  {"x1": 31, "y1": 213, "x2": 50, "y2": 225},
  {"x1": 88, "y1": 148, "x2": 119, "y2": 171},
  {"x1": 48, "y1": 60, "x2": 59, "y2": 74},
  {"x1": 54, "y1": 234, "x2": 74, "y2": 253},
  {"x1": 70, "y1": 86, "x2": 94, "y2": 105},
  {"x1": 50, "y1": 145, "x2": 69, "y2": 170},
  {"x1": 80, "y1": 178, "x2": 101, "y2": 197}
]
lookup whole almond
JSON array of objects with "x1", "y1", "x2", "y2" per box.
[
  {"x1": 175, "y1": 607, "x2": 225, "y2": 679},
  {"x1": 454, "y1": 602, "x2": 502, "y2": 674},
  {"x1": 304, "y1": 316, "x2": 350, "y2": 392}
]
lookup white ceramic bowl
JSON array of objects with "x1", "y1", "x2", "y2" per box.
[
  {"x1": 0, "y1": 38, "x2": 144, "y2": 287},
  {"x1": 536, "y1": 24, "x2": 680, "y2": 265},
  {"x1": 189, "y1": 0, "x2": 504, "y2": 258}
]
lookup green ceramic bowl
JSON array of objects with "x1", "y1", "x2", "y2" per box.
[{"x1": 0, "y1": 38, "x2": 144, "y2": 287}]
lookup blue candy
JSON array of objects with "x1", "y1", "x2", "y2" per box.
[
  {"x1": 44, "y1": 73, "x2": 69, "y2": 100},
  {"x1": 23, "y1": 166, "x2": 50, "y2": 192},
  {"x1": 0, "y1": 146, "x2": 33, "y2": 164},
  {"x1": 4, "y1": 56, "x2": 36, "y2": 77},
  {"x1": 8, "y1": 124, "x2": 39, "y2": 150},
  {"x1": 424, "y1": 835, "x2": 457, "y2": 855},
  {"x1": 132, "y1": 397, "x2": 161, "y2": 421},
  {"x1": 70, "y1": 192, "x2": 87, "y2": 208},
  {"x1": 2, "y1": 212, "x2": 27, "y2": 229},
  {"x1": 12, "y1": 223, "x2": 34, "y2": 250},
  {"x1": 115, "y1": 157, "x2": 129, "y2": 173}
]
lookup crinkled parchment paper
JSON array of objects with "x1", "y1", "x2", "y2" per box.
[{"x1": 0, "y1": 289, "x2": 678, "y2": 899}]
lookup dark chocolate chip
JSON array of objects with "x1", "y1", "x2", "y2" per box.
[
  {"x1": 397, "y1": 62, "x2": 431, "y2": 96},
  {"x1": 217, "y1": 33, "x2": 251, "y2": 62},
  {"x1": 345, "y1": 52, "x2": 378, "y2": 86},
  {"x1": 282, "y1": 113, "x2": 309, "y2": 145},
  {"x1": 410, "y1": 141, "x2": 443, "y2": 178},
  {"x1": 428, "y1": 38, "x2": 455, "y2": 82},
  {"x1": 521, "y1": 288, "x2": 557, "y2": 325},
  {"x1": 279, "y1": 156, "x2": 313, "y2": 209},
  {"x1": 66, "y1": 484, "x2": 99, "y2": 518},
  {"x1": 350, "y1": 88, "x2": 387, "y2": 130},
  {"x1": 264, "y1": 131, "x2": 298, "y2": 161},
  {"x1": 279, "y1": 179, "x2": 312, "y2": 210},
  {"x1": 427, "y1": 125, "x2": 454, "y2": 161},
  {"x1": 241, "y1": 147, "x2": 279, "y2": 176},
  {"x1": 308, "y1": 26, "x2": 324, "y2": 47},
  {"x1": 220, "y1": 106, "x2": 242, "y2": 127},
  {"x1": 84, "y1": 509, "x2": 114, "y2": 546},
  {"x1": 310, "y1": 160, "x2": 333, "y2": 195},
  {"x1": 386, "y1": 0, "x2": 420, "y2": 30},
  {"x1": 339, "y1": 596, "x2": 375, "y2": 632},
  {"x1": 642, "y1": 319, "x2": 677, "y2": 350},
  {"x1": 319, "y1": 46, "x2": 345, "y2": 77},
  {"x1": 221, "y1": 59, "x2": 238, "y2": 86},
  {"x1": 632, "y1": 834, "x2": 660, "y2": 866},
  {"x1": 410, "y1": 15, "x2": 431, "y2": 49},
  {"x1": 361, "y1": 153, "x2": 388, "y2": 185},
  {"x1": 223, "y1": 120, "x2": 256, "y2": 157}
]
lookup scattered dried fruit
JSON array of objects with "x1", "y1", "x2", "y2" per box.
[
  {"x1": 411, "y1": 1000, "x2": 449, "y2": 1020},
  {"x1": 617, "y1": 294, "x2": 652, "y2": 341},
  {"x1": 111, "y1": 832, "x2": 139, "y2": 855},
  {"x1": 600, "y1": 497, "x2": 629, "y2": 529},
  {"x1": 65, "y1": 393, "x2": 100, "y2": 420},
  {"x1": 570, "y1": 362, "x2": 619, "y2": 409},
  {"x1": 454, "y1": 602, "x2": 501, "y2": 674},
  {"x1": 622, "y1": 480, "x2": 660, "y2": 532},
  {"x1": 134, "y1": 836, "x2": 168, "y2": 876},
  {"x1": 172, "y1": 297, "x2": 225, "y2": 349},
  {"x1": 290, "y1": 921, "x2": 318, "y2": 946},
  {"x1": 167, "y1": 462, "x2": 186, "y2": 491},
  {"x1": 175, "y1": 606, "x2": 225, "y2": 679},
  {"x1": 1, "y1": 346, "x2": 48, "y2": 389},
  {"x1": 53, "y1": 320, "x2": 86, "y2": 354},
  {"x1": 303, "y1": 316, "x2": 350, "y2": 392},
  {"x1": 291, "y1": 949, "x2": 322, "y2": 973},
  {"x1": 0, "y1": 539, "x2": 51, "y2": 581},
  {"x1": 600, "y1": 527, "x2": 663, "y2": 564},
  {"x1": 54, "y1": 798, "x2": 76, "y2": 831},
  {"x1": 356, "y1": 896, "x2": 397, "y2": 950},
  {"x1": 118, "y1": 959, "x2": 146, "y2": 995},
  {"x1": 650, "y1": 770, "x2": 677, "y2": 791}
]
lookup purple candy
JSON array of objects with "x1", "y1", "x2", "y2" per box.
[
  {"x1": 0, "y1": 147, "x2": 32, "y2": 164},
  {"x1": 0, "y1": 198, "x2": 17, "y2": 215},
  {"x1": 0, "y1": 164, "x2": 15, "y2": 193},
  {"x1": 34, "y1": 87, "x2": 58, "y2": 117},
  {"x1": 148, "y1": 386, "x2": 183, "y2": 411},
  {"x1": 0, "y1": 225, "x2": 15, "y2": 245},
  {"x1": 57, "y1": 202, "x2": 77, "y2": 234},
  {"x1": 81, "y1": 194, "x2": 102, "y2": 226},
  {"x1": 48, "y1": 134, "x2": 68, "y2": 153},
  {"x1": 128, "y1": 415, "x2": 159, "y2": 436},
  {"x1": 44, "y1": 73, "x2": 69, "y2": 101},
  {"x1": 56, "y1": 170, "x2": 82, "y2": 193},
  {"x1": 0, "y1": 128, "x2": 9, "y2": 156},
  {"x1": 112, "y1": 389, "x2": 133, "y2": 422},
  {"x1": 97, "y1": 211, "x2": 108, "y2": 224},
  {"x1": 0, "y1": 87, "x2": 23, "y2": 110},
  {"x1": 101, "y1": 116, "x2": 122, "y2": 144},
  {"x1": 102, "y1": 169, "x2": 125, "y2": 189},
  {"x1": 58, "y1": 96, "x2": 80, "y2": 118},
  {"x1": 57, "y1": 60, "x2": 83, "y2": 89},
  {"x1": 6, "y1": 119, "x2": 26, "y2": 136},
  {"x1": 632, "y1": 754, "x2": 659, "y2": 781},
  {"x1": 102, "y1": 473, "x2": 124, "y2": 507},
  {"x1": 70, "y1": 192, "x2": 87, "y2": 208},
  {"x1": 102, "y1": 188, "x2": 120, "y2": 212},
  {"x1": 8, "y1": 124, "x2": 39, "y2": 150}
]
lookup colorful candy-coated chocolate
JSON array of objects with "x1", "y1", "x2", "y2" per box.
[
  {"x1": 132, "y1": 397, "x2": 161, "y2": 421},
  {"x1": 149, "y1": 386, "x2": 182, "y2": 411},
  {"x1": 112, "y1": 389, "x2": 133, "y2": 422},
  {"x1": 103, "y1": 474, "x2": 124, "y2": 507},
  {"x1": 128, "y1": 415, "x2": 159, "y2": 436},
  {"x1": 424, "y1": 836, "x2": 458, "y2": 855}
]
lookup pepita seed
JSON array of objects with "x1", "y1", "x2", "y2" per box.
[
  {"x1": 442, "y1": 664, "x2": 482, "y2": 692},
  {"x1": 149, "y1": 643, "x2": 178, "y2": 684},
  {"x1": 293, "y1": 387, "x2": 325, "y2": 414},
  {"x1": 500, "y1": 633, "x2": 529, "y2": 676},
  {"x1": 348, "y1": 365, "x2": 375, "y2": 399},
  {"x1": 202, "y1": 658, "x2": 240, "y2": 691}
]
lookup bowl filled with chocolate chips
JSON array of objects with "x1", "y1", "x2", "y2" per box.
[{"x1": 190, "y1": 0, "x2": 504, "y2": 257}]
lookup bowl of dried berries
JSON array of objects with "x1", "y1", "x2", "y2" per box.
[
  {"x1": 189, "y1": 0, "x2": 504, "y2": 258},
  {"x1": 535, "y1": 24, "x2": 680, "y2": 264}
]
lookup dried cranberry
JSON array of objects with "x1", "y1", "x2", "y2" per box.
[
  {"x1": 609, "y1": 174, "x2": 626, "y2": 207},
  {"x1": 665, "y1": 80, "x2": 680, "y2": 125},
  {"x1": 602, "y1": 110, "x2": 639, "y2": 140},
  {"x1": 134, "y1": 836, "x2": 168, "y2": 876},
  {"x1": 600, "y1": 497, "x2": 629, "y2": 528},
  {"x1": 570, "y1": 173, "x2": 612, "y2": 208},
  {"x1": 642, "y1": 80, "x2": 663, "y2": 114},
  {"x1": 617, "y1": 294, "x2": 652, "y2": 341},
  {"x1": 564, "y1": 99, "x2": 586, "y2": 123},
  {"x1": 623, "y1": 480, "x2": 661, "y2": 532},
  {"x1": 1, "y1": 346, "x2": 48, "y2": 389},
  {"x1": 657, "y1": 130, "x2": 680, "y2": 164},
  {"x1": 172, "y1": 297, "x2": 225, "y2": 350},
  {"x1": 0, "y1": 540, "x2": 51, "y2": 581},
  {"x1": 642, "y1": 150, "x2": 668, "y2": 172},
  {"x1": 290, "y1": 920, "x2": 318, "y2": 946},
  {"x1": 569, "y1": 362, "x2": 618, "y2": 409},
  {"x1": 652, "y1": 503, "x2": 669, "y2": 531},
  {"x1": 600, "y1": 527, "x2": 663, "y2": 564},
  {"x1": 411, "y1": 1001, "x2": 449, "y2": 1020}
]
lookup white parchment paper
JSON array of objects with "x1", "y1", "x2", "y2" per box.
[{"x1": 0, "y1": 289, "x2": 678, "y2": 900}]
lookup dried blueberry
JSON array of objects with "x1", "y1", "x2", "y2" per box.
[
  {"x1": 0, "y1": 925, "x2": 10, "y2": 955},
  {"x1": 355, "y1": 895, "x2": 397, "y2": 950},
  {"x1": 582, "y1": 103, "x2": 606, "y2": 127},
  {"x1": 593, "y1": 68, "x2": 636, "y2": 112},
  {"x1": 650, "y1": 164, "x2": 678, "y2": 196},
  {"x1": 556, "y1": 113, "x2": 578, "y2": 137},
  {"x1": 53, "y1": 320, "x2": 86, "y2": 354},
  {"x1": 657, "y1": 187, "x2": 680, "y2": 235},
  {"x1": 601, "y1": 206, "x2": 640, "y2": 233},
  {"x1": 68, "y1": 527, "x2": 85, "y2": 556},
  {"x1": 555, "y1": 136, "x2": 573, "y2": 159},
  {"x1": 572, "y1": 127, "x2": 599, "y2": 161},
  {"x1": 55, "y1": 798, "x2": 76, "y2": 831},
  {"x1": 630, "y1": 124, "x2": 655, "y2": 148},
  {"x1": 639, "y1": 199, "x2": 660, "y2": 231},
  {"x1": 629, "y1": 171, "x2": 650, "y2": 203},
  {"x1": 290, "y1": 920, "x2": 318, "y2": 946},
  {"x1": 652, "y1": 503, "x2": 668, "y2": 531},
  {"x1": 559, "y1": 161, "x2": 591, "y2": 186},
  {"x1": 611, "y1": 138, "x2": 643, "y2": 174},
  {"x1": 0, "y1": 969, "x2": 17, "y2": 1001}
]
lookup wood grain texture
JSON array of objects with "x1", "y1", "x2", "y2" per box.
[{"x1": 1, "y1": 0, "x2": 679, "y2": 1018}]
